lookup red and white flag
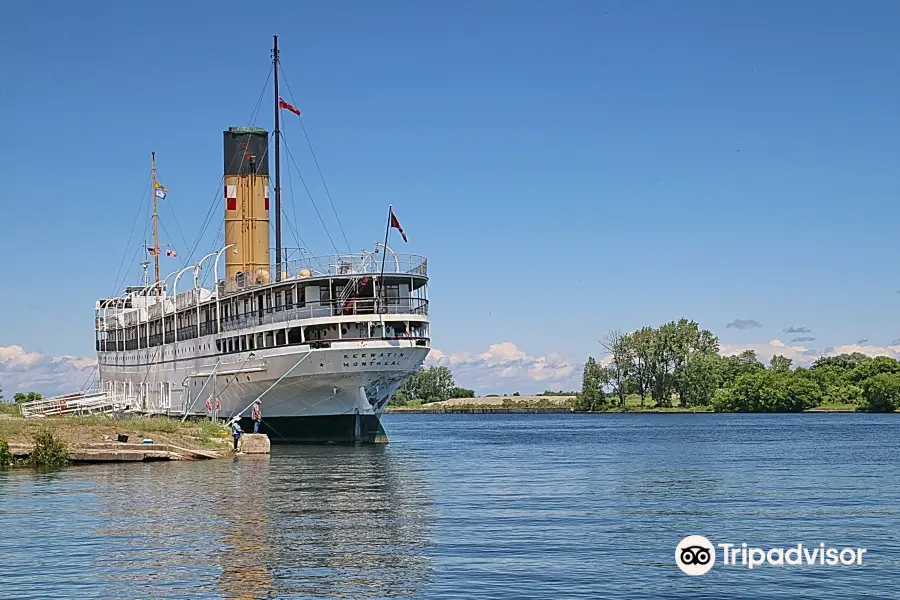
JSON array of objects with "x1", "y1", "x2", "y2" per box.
[
  {"x1": 166, "y1": 249, "x2": 178, "y2": 258},
  {"x1": 390, "y1": 209, "x2": 407, "y2": 242},
  {"x1": 278, "y1": 97, "x2": 301, "y2": 116}
]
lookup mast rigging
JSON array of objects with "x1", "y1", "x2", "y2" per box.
[
  {"x1": 273, "y1": 35, "x2": 283, "y2": 282},
  {"x1": 151, "y1": 152, "x2": 160, "y2": 293}
]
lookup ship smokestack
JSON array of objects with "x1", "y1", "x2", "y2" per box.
[{"x1": 223, "y1": 127, "x2": 271, "y2": 285}]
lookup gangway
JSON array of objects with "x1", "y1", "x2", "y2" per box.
[{"x1": 18, "y1": 391, "x2": 122, "y2": 418}]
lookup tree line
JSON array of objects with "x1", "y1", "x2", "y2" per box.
[
  {"x1": 388, "y1": 366, "x2": 579, "y2": 406},
  {"x1": 0, "y1": 388, "x2": 43, "y2": 405},
  {"x1": 390, "y1": 366, "x2": 475, "y2": 405},
  {"x1": 579, "y1": 318, "x2": 900, "y2": 412}
]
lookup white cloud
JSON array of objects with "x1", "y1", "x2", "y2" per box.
[
  {"x1": 719, "y1": 339, "x2": 900, "y2": 366},
  {"x1": 427, "y1": 342, "x2": 579, "y2": 394},
  {"x1": 0, "y1": 345, "x2": 96, "y2": 397}
]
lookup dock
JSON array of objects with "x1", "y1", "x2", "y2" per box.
[{"x1": 7, "y1": 434, "x2": 270, "y2": 463}]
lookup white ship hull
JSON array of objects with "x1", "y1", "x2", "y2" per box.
[{"x1": 98, "y1": 338, "x2": 429, "y2": 442}]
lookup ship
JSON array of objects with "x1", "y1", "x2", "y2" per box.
[{"x1": 93, "y1": 36, "x2": 430, "y2": 442}]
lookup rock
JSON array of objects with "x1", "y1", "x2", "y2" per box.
[{"x1": 240, "y1": 434, "x2": 270, "y2": 454}]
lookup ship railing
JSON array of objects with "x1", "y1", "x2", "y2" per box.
[
  {"x1": 221, "y1": 253, "x2": 428, "y2": 294},
  {"x1": 18, "y1": 391, "x2": 120, "y2": 418},
  {"x1": 148, "y1": 298, "x2": 176, "y2": 319},
  {"x1": 220, "y1": 298, "x2": 429, "y2": 333},
  {"x1": 176, "y1": 289, "x2": 200, "y2": 311}
]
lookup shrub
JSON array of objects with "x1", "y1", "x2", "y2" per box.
[
  {"x1": 28, "y1": 428, "x2": 69, "y2": 468},
  {"x1": 860, "y1": 373, "x2": 900, "y2": 412},
  {"x1": 0, "y1": 439, "x2": 13, "y2": 468}
]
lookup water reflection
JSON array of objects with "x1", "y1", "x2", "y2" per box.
[
  {"x1": 262, "y1": 446, "x2": 434, "y2": 598},
  {"x1": 81, "y1": 445, "x2": 433, "y2": 599},
  {"x1": 218, "y1": 457, "x2": 274, "y2": 600}
]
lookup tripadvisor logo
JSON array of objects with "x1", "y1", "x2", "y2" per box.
[
  {"x1": 675, "y1": 536, "x2": 868, "y2": 575},
  {"x1": 676, "y1": 535, "x2": 716, "y2": 575}
]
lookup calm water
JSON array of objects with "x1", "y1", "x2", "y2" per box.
[{"x1": 1, "y1": 413, "x2": 898, "y2": 599}]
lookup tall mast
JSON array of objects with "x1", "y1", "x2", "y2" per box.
[
  {"x1": 151, "y1": 151, "x2": 160, "y2": 294},
  {"x1": 272, "y1": 34, "x2": 283, "y2": 282}
]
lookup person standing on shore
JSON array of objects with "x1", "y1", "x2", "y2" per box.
[
  {"x1": 251, "y1": 400, "x2": 262, "y2": 433},
  {"x1": 231, "y1": 420, "x2": 243, "y2": 452}
]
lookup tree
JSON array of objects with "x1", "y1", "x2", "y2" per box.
[
  {"x1": 799, "y1": 364, "x2": 851, "y2": 391},
  {"x1": 769, "y1": 355, "x2": 793, "y2": 372},
  {"x1": 13, "y1": 392, "x2": 42, "y2": 404},
  {"x1": 812, "y1": 352, "x2": 871, "y2": 371},
  {"x1": 860, "y1": 373, "x2": 900, "y2": 412},
  {"x1": 601, "y1": 330, "x2": 633, "y2": 408},
  {"x1": 576, "y1": 356, "x2": 605, "y2": 411},
  {"x1": 629, "y1": 327, "x2": 655, "y2": 407},
  {"x1": 390, "y1": 366, "x2": 456, "y2": 405},
  {"x1": 648, "y1": 322, "x2": 677, "y2": 407},
  {"x1": 448, "y1": 386, "x2": 475, "y2": 399},
  {"x1": 849, "y1": 356, "x2": 900, "y2": 384},
  {"x1": 679, "y1": 353, "x2": 720, "y2": 406},
  {"x1": 712, "y1": 369, "x2": 819, "y2": 413},
  {"x1": 720, "y1": 350, "x2": 764, "y2": 386},
  {"x1": 669, "y1": 319, "x2": 719, "y2": 407}
]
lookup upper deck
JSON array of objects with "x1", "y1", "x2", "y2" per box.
[
  {"x1": 95, "y1": 250, "x2": 430, "y2": 351},
  {"x1": 220, "y1": 251, "x2": 427, "y2": 294}
]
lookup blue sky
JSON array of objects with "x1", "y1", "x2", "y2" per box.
[{"x1": 2, "y1": 1, "x2": 900, "y2": 394}]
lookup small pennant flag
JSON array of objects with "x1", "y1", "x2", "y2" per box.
[
  {"x1": 278, "y1": 97, "x2": 301, "y2": 116},
  {"x1": 146, "y1": 246, "x2": 160, "y2": 256},
  {"x1": 154, "y1": 180, "x2": 167, "y2": 199},
  {"x1": 166, "y1": 249, "x2": 178, "y2": 258},
  {"x1": 390, "y1": 209, "x2": 408, "y2": 243}
]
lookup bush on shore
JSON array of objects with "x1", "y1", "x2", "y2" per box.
[{"x1": 27, "y1": 428, "x2": 69, "y2": 468}]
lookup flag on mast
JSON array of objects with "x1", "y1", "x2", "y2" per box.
[
  {"x1": 390, "y1": 209, "x2": 408, "y2": 242},
  {"x1": 278, "y1": 97, "x2": 301, "y2": 116},
  {"x1": 146, "y1": 246, "x2": 160, "y2": 256},
  {"x1": 166, "y1": 248, "x2": 178, "y2": 258},
  {"x1": 154, "y1": 180, "x2": 168, "y2": 199}
]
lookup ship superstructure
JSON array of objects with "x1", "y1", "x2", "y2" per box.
[{"x1": 93, "y1": 37, "x2": 430, "y2": 442}]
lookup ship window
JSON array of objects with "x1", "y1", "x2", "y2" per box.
[
  {"x1": 285, "y1": 289, "x2": 293, "y2": 309},
  {"x1": 275, "y1": 291, "x2": 282, "y2": 311},
  {"x1": 385, "y1": 285, "x2": 400, "y2": 305}
]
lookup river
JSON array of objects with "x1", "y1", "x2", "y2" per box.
[{"x1": 1, "y1": 413, "x2": 898, "y2": 598}]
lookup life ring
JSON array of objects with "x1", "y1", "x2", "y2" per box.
[
  {"x1": 214, "y1": 398, "x2": 221, "y2": 410},
  {"x1": 205, "y1": 398, "x2": 213, "y2": 411}
]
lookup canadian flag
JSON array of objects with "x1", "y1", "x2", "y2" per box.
[
  {"x1": 278, "y1": 97, "x2": 301, "y2": 116},
  {"x1": 390, "y1": 209, "x2": 407, "y2": 242}
]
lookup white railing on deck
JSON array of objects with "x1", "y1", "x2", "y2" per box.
[
  {"x1": 18, "y1": 391, "x2": 122, "y2": 418},
  {"x1": 222, "y1": 253, "x2": 427, "y2": 294}
]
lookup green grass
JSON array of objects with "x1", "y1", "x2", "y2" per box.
[
  {"x1": 0, "y1": 418, "x2": 25, "y2": 439},
  {"x1": 809, "y1": 401, "x2": 858, "y2": 411},
  {"x1": 0, "y1": 403, "x2": 22, "y2": 417}
]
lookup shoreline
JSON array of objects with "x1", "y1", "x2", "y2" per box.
[
  {"x1": 0, "y1": 414, "x2": 269, "y2": 467},
  {"x1": 385, "y1": 407, "x2": 863, "y2": 414}
]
